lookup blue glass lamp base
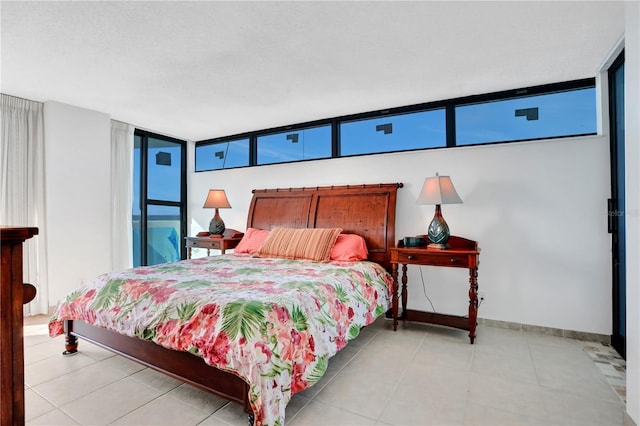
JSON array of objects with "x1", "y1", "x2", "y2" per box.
[
  {"x1": 427, "y1": 205, "x2": 450, "y2": 249},
  {"x1": 209, "y1": 209, "x2": 226, "y2": 235}
]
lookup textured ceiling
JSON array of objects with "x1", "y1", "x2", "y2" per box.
[{"x1": 1, "y1": 1, "x2": 625, "y2": 141}]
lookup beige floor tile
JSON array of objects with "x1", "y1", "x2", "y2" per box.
[
  {"x1": 24, "y1": 338, "x2": 63, "y2": 365},
  {"x1": 378, "y1": 394, "x2": 467, "y2": 426},
  {"x1": 535, "y1": 363, "x2": 623, "y2": 403},
  {"x1": 59, "y1": 377, "x2": 162, "y2": 425},
  {"x1": 525, "y1": 331, "x2": 583, "y2": 349},
  {"x1": 326, "y1": 343, "x2": 361, "y2": 370},
  {"x1": 25, "y1": 388, "x2": 55, "y2": 422},
  {"x1": 395, "y1": 362, "x2": 470, "y2": 402},
  {"x1": 339, "y1": 349, "x2": 408, "y2": 386},
  {"x1": 423, "y1": 323, "x2": 472, "y2": 344},
  {"x1": 166, "y1": 383, "x2": 231, "y2": 414},
  {"x1": 314, "y1": 368, "x2": 397, "y2": 419},
  {"x1": 285, "y1": 394, "x2": 312, "y2": 421},
  {"x1": 24, "y1": 351, "x2": 96, "y2": 387},
  {"x1": 27, "y1": 408, "x2": 80, "y2": 425},
  {"x1": 23, "y1": 322, "x2": 52, "y2": 342},
  {"x1": 111, "y1": 394, "x2": 210, "y2": 425},
  {"x1": 202, "y1": 401, "x2": 252, "y2": 426},
  {"x1": 414, "y1": 338, "x2": 474, "y2": 371},
  {"x1": 464, "y1": 401, "x2": 549, "y2": 425},
  {"x1": 471, "y1": 349, "x2": 538, "y2": 385},
  {"x1": 468, "y1": 372, "x2": 548, "y2": 420},
  {"x1": 98, "y1": 353, "x2": 147, "y2": 376},
  {"x1": 130, "y1": 368, "x2": 183, "y2": 393},
  {"x1": 543, "y1": 387, "x2": 626, "y2": 425},
  {"x1": 473, "y1": 325, "x2": 530, "y2": 357},
  {"x1": 288, "y1": 400, "x2": 377, "y2": 425},
  {"x1": 32, "y1": 360, "x2": 134, "y2": 406}
]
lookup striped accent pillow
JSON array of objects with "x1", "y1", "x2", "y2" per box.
[{"x1": 256, "y1": 227, "x2": 343, "y2": 262}]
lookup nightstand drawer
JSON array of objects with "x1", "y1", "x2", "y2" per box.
[
  {"x1": 186, "y1": 239, "x2": 221, "y2": 249},
  {"x1": 397, "y1": 251, "x2": 470, "y2": 268}
]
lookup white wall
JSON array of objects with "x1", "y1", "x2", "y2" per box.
[
  {"x1": 189, "y1": 135, "x2": 612, "y2": 335},
  {"x1": 43, "y1": 101, "x2": 112, "y2": 304},
  {"x1": 624, "y1": 1, "x2": 639, "y2": 424}
]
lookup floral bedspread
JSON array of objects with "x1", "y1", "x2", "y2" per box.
[{"x1": 49, "y1": 254, "x2": 393, "y2": 426}]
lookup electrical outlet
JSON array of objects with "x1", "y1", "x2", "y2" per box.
[{"x1": 479, "y1": 291, "x2": 486, "y2": 300}]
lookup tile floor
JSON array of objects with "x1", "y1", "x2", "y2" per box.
[{"x1": 23, "y1": 316, "x2": 627, "y2": 425}]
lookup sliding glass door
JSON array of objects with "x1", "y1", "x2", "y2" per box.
[{"x1": 133, "y1": 130, "x2": 187, "y2": 266}]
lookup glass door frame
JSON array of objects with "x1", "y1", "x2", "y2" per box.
[
  {"x1": 608, "y1": 50, "x2": 625, "y2": 359},
  {"x1": 134, "y1": 129, "x2": 187, "y2": 266}
]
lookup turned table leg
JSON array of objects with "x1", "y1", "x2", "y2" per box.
[
  {"x1": 468, "y1": 267, "x2": 478, "y2": 344},
  {"x1": 401, "y1": 264, "x2": 408, "y2": 321},
  {"x1": 391, "y1": 263, "x2": 399, "y2": 331}
]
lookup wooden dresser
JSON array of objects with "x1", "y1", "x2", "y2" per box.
[{"x1": 1, "y1": 226, "x2": 38, "y2": 426}]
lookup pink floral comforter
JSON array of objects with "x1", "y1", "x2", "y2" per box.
[{"x1": 49, "y1": 254, "x2": 392, "y2": 426}]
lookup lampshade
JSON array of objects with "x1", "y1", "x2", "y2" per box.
[
  {"x1": 416, "y1": 174, "x2": 463, "y2": 206},
  {"x1": 417, "y1": 174, "x2": 462, "y2": 249},
  {"x1": 203, "y1": 189, "x2": 231, "y2": 209}
]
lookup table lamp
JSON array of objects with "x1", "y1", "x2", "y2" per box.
[
  {"x1": 416, "y1": 173, "x2": 462, "y2": 249},
  {"x1": 203, "y1": 189, "x2": 231, "y2": 235}
]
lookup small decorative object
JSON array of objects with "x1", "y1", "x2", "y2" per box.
[
  {"x1": 416, "y1": 173, "x2": 463, "y2": 249},
  {"x1": 203, "y1": 189, "x2": 231, "y2": 235},
  {"x1": 403, "y1": 236, "x2": 426, "y2": 247}
]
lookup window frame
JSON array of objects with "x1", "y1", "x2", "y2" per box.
[
  {"x1": 134, "y1": 129, "x2": 188, "y2": 265},
  {"x1": 194, "y1": 78, "x2": 596, "y2": 172}
]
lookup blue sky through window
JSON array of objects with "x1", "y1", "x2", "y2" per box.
[{"x1": 456, "y1": 88, "x2": 596, "y2": 145}]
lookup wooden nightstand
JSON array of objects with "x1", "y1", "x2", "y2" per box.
[
  {"x1": 185, "y1": 229, "x2": 243, "y2": 258},
  {"x1": 390, "y1": 235, "x2": 480, "y2": 344}
]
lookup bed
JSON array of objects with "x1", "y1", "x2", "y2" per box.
[{"x1": 48, "y1": 183, "x2": 402, "y2": 426}]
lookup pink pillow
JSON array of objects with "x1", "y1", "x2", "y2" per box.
[
  {"x1": 234, "y1": 228, "x2": 270, "y2": 254},
  {"x1": 330, "y1": 234, "x2": 368, "y2": 261}
]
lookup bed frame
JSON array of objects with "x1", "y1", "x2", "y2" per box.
[{"x1": 62, "y1": 183, "x2": 402, "y2": 422}]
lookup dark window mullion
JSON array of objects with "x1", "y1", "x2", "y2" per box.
[
  {"x1": 180, "y1": 140, "x2": 187, "y2": 260},
  {"x1": 140, "y1": 133, "x2": 149, "y2": 266},
  {"x1": 446, "y1": 104, "x2": 456, "y2": 147},
  {"x1": 147, "y1": 199, "x2": 183, "y2": 207},
  {"x1": 332, "y1": 120, "x2": 340, "y2": 157},
  {"x1": 250, "y1": 135, "x2": 257, "y2": 166}
]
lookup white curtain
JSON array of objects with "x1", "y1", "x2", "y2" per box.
[
  {"x1": 1, "y1": 94, "x2": 49, "y2": 315},
  {"x1": 110, "y1": 120, "x2": 134, "y2": 271}
]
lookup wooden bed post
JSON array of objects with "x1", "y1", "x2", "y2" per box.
[{"x1": 62, "y1": 319, "x2": 78, "y2": 355}]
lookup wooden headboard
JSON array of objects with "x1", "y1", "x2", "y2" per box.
[{"x1": 246, "y1": 183, "x2": 403, "y2": 271}]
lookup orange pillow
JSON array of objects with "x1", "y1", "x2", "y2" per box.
[
  {"x1": 330, "y1": 234, "x2": 368, "y2": 261},
  {"x1": 234, "y1": 228, "x2": 270, "y2": 254},
  {"x1": 256, "y1": 227, "x2": 342, "y2": 262}
]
